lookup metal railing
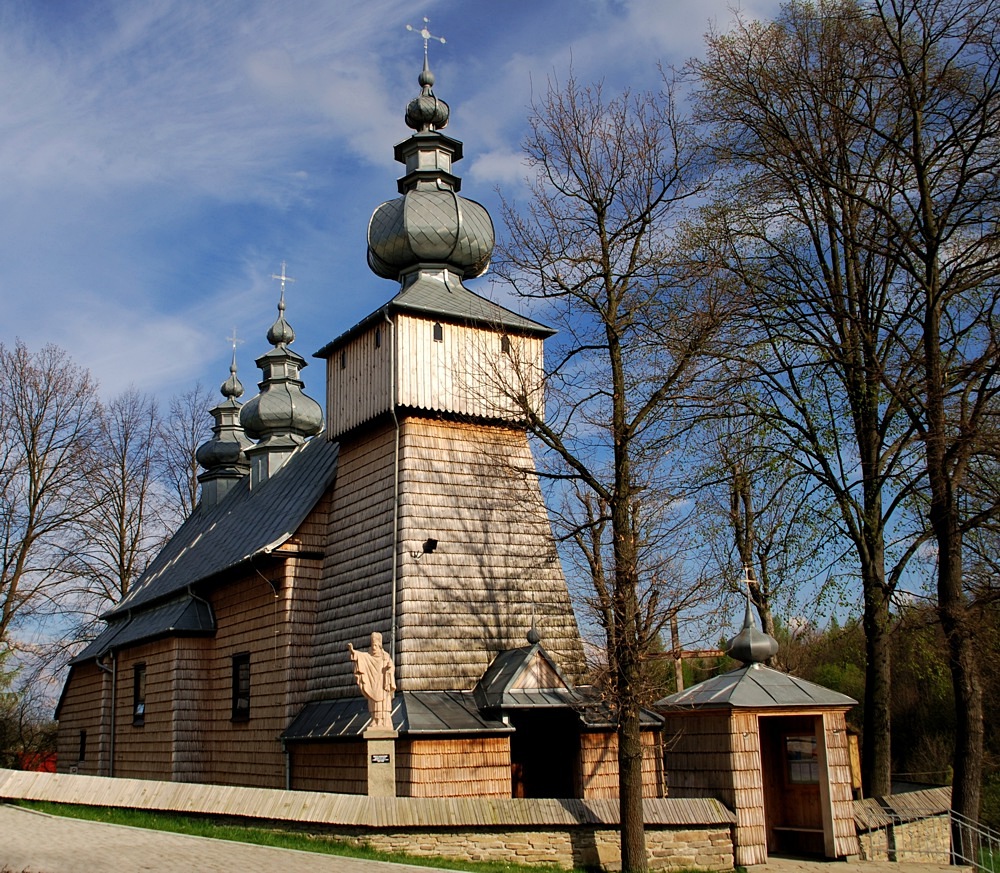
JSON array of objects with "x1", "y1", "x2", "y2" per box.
[{"x1": 950, "y1": 809, "x2": 1000, "y2": 872}]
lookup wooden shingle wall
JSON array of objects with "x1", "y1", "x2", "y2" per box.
[
  {"x1": 170, "y1": 637, "x2": 210, "y2": 782},
  {"x1": 396, "y1": 417, "x2": 586, "y2": 688},
  {"x1": 579, "y1": 730, "x2": 664, "y2": 799},
  {"x1": 290, "y1": 742, "x2": 367, "y2": 794},
  {"x1": 113, "y1": 639, "x2": 176, "y2": 781},
  {"x1": 822, "y1": 710, "x2": 861, "y2": 857},
  {"x1": 55, "y1": 663, "x2": 107, "y2": 777},
  {"x1": 727, "y1": 710, "x2": 767, "y2": 866},
  {"x1": 397, "y1": 737, "x2": 511, "y2": 798},
  {"x1": 309, "y1": 423, "x2": 396, "y2": 697}
]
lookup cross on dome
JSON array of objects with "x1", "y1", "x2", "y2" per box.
[{"x1": 406, "y1": 17, "x2": 446, "y2": 57}]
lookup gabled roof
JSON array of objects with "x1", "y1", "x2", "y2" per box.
[
  {"x1": 282, "y1": 691, "x2": 513, "y2": 740},
  {"x1": 473, "y1": 642, "x2": 577, "y2": 710},
  {"x1": 655, "y1": 662, "x2": 857, "y2": 711},
  {"x1": 107, "y1": 435, "x2": 338, "y2": 617},
  {"x1": 315, "y1": 272, "x2": 553, "y2": 359}
]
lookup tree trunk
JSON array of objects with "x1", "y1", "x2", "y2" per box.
[
  {"x1": 617, "y1": 684, "x2": 647, "y2": 872},
  {"x1": 861, "y1": 572, "x2": 893, "y2": 797}
]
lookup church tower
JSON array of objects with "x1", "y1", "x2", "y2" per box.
[{"x1": 310, "y1": 55, "x2": 585, "y2": 696}]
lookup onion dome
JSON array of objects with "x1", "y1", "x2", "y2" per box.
[
  {"x1": 367, "y1": 57, "x2": 494, "y2": 284},
  {"x1": 240, "y1": 280, "x2": 323, "y2": 486},
  {"x1": 196, "y1": 349, "x2": 253, "y2": 507},
  {"x1": 727, "y1": 595, "x2": 779, "y2": 666}
]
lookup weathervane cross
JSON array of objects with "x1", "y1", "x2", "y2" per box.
[{"x1": 406, "y1": 17, "x2": 446, "y2": 59}]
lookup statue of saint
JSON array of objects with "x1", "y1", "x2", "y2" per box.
[{"x1": 348, "y1": 631, "x2": 396, "y2": 730}]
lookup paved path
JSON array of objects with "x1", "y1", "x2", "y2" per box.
[
  {"x1": 0, "y1": 804, "x2": 452, "y2": 873},
  {"x1": 0, "y1": 803, "x2": 971, "y2": 873}
]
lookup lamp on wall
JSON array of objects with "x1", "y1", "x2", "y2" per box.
[{"x1": 412, "y1": 538, "x2": 438, "y2": 560}]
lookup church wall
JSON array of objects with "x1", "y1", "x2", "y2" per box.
[
  {"x1": 396, "y1": 736, "x2": 511, "y2": 798},
  {"x1": 55, "y1": 663, "x2": 107, "y2": 777},
  {"x1": 310, "y1": 422, "x2": 396, "y2": 698},
  {"x1": 578, "y1": 730, "x2": 665, "y2": 799},
  {"x1": 395, "y1": 417, "x2": 586, "y2": 690},
  {"x1": 198, "y1": 559, "x2": 316, "y2": 788},
  {"x1": 289, "y1": 741, "x2": 367, "y2": 794}
]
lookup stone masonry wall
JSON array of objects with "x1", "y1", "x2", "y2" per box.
[{"x1": 857, "y1": 814, "x2": 951, "y2": 863}]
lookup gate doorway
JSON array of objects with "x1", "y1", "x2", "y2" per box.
[{"x1": 760, "y1": 714, "x2": 825, "y2": 856}]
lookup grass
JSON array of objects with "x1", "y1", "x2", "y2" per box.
[{"x1": 11, "y1": 800, "x2": 585, "y2": 873}]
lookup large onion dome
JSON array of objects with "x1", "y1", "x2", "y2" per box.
[{"x1": 367, "y1": 56, "x2": 494, "y2": 283}]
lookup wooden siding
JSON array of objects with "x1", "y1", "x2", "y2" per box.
[
  {"x1": 55, "y1": 663, "x2": 107, "y2": 777},
  {"x1": 395, "y1": 315, "x2": 544, "y2": 423},
  {"x1": 397, "y1": 737, "x2": 511, "y2": 798},
  {"x1": 396, "y1": 417, "x2": 586, "y2": 688},
  {"x1": 728, "y1": 711, "x2": 767, "y2": 866},
  {"x1": 290, "y1": 742, "x2": 367, "y2": 794},
  {"x1": 309, "y1": 423, "x2": 396, "y2": 697},
  {"x1": 327, "y1": 323, "x2": 392, "y2": 438},
  {"x1": 579, "y1": 730, "x2": 664, "y2": 799},
  {"x1": 326, "y1": 315, "x2": 545, "y2": 438}
]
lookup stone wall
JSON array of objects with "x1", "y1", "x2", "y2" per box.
[
  {"x1": 856, "y1": 814, "x2": 951, "y2": 863},
  {"x1": 332, "y1": 825, "x2": 734, "y2": 871}
]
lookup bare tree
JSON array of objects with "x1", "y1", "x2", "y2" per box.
[
  {"x1": 0, "y1": 342, "x2": 100, "y2": 648},
  {"x1": 496, "y1": 73, "x2": 721, "y2": 872},
  {"x1": 63, "y1": 388, "x2": 168, "y2": 640},
  {"x1": 158, "y1": 382, "x2": 212, "y2": 522}
]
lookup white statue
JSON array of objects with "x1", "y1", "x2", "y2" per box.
[{"x1": 348, "y1": 631, "x2": 396, "y2": 730}]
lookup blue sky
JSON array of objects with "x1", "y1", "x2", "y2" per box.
[{"x1": 0, "y1": 0, "x2": 781, "y2": 407}]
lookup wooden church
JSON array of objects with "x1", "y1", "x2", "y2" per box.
[{"x1": 54, "y1": 58, "x2": 665, "y2": 801}]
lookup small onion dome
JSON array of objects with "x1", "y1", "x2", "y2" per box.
[
  {"x1": 727, "y1": 596, "x2": 779, "y2": 665},
  {"x1": 368, "y1": 189, "x2": 494, "y2": 281},
  {"x1": 527, "y1": 624, "x2": 541, "y2": 646},
  {"x1": 196, "y1": 353, "x2": 253, "y2": 473},
  {"x1": 266, "y1": 295, "x2": 295, "y2": 347},
  {"x1": 405, "y1": 66, "x2": 450, "y2": 132}
]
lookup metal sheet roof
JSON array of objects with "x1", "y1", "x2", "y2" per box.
[
  {"x1": 70, "y1": 594, "x2": 215, "y2": 664},
  {"x1": 282, "y1": 691, "x2": 512, "y2": 740},
  {"x1": 107, "y1": 436, "x2": 338, "y2": 616},
  {"x1": 473, "y1": 643, "x2": 576, "y2": 710},
  {"x1": 655, "y1": 663, "x2": 857, "y2": 710}
]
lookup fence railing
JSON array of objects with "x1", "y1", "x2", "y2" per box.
[{"x1": 950, "y1": 809, "x2": 999, "y2": 873}]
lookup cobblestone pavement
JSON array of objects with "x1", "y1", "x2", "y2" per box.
[
  {"x1": 0, "y1": 804, "x2": 453, "y2": 873},
  {"x1": 0, "y1": 803, "x2": 971, "y2": 873}
]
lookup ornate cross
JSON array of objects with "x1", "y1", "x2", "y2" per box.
[{"x1": 406, "y1": 17, "x2": 446, "y2": 58}]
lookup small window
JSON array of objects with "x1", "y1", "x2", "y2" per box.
[
  {"x1": 78, "y1": 730, "x2": 87, "y2": 762},
  {"x1": 374, "y1": 327, "x2": 381, "y2": 348},
  {"x1": 501, "y1": 335, "x2": 511, "y2": 355},
  {"x1": 786, "y1": 735, "x2": 819, "y2": 783},
  {"x1": 433, "y1": 322, "x2": 443, "y2": 343},
  {"x1": 340, "y1": 349, "x2": 347, "y2": 370},
  {"x1": 232, "y1": 653, "x2": 251, "y2": 721},
  {"x1": 132, "y1": 664, "x2": 146, "y2": 726}
]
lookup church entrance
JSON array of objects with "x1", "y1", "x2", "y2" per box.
[
  {"x1": 509, "y1": 709, "x2": 580, "y2": 798},
  {"x1": 759, "y1": 714, "x2": 826, "y2": 857}
]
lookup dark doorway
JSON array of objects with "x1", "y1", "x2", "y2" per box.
[
  {"x1": 759, "y1": 714, "x2": 826, "y2": 856},
  {"x1": 509, "y1": 709, "x2": 580, "y2": 798}
]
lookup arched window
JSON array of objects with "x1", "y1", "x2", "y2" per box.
[{"x1": 433, "y1": 322, "x2": 443, "y2": 342}]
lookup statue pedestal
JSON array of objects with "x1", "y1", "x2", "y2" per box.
[{"x1": 364, "y1": 729, "x2": 397, "y2": 797}]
